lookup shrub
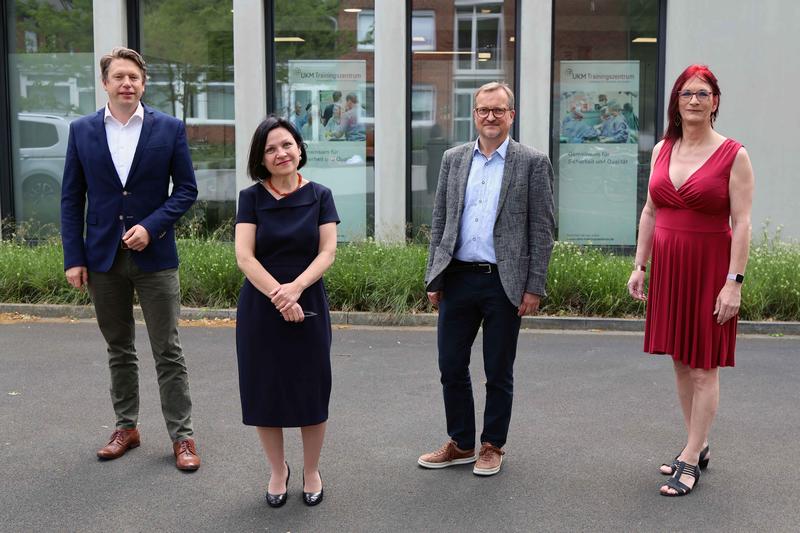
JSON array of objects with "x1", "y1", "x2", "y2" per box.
[{"x1": 1, "y1": 229, "x2": 798, "y2": 320}]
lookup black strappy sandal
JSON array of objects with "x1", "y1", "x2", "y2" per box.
[
  {"x1": 661, "y1": 445, "x2": 709, "y2": 475},
  {"x1": 661, "y1": 460, "x2": 700, "y2": 496}
]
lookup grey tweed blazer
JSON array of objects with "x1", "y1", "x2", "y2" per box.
[{"x1": 424, "y1": 138, "x2": 555, "y2": 306}]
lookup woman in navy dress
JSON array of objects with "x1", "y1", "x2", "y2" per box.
[{"x1": 235, "y1": 117, "x2": 339, "y2": 507}]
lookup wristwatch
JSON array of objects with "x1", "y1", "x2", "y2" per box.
[
  {"x1": 633, "y1": 264, "x2": 647, "y2": 272},
  {"x1": 726, "y1": 273, "x2": 744, "y2": 283}
]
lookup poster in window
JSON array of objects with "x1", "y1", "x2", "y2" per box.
[
  {"x1": 287, "y1": 60, "x2": 367, "y2": 241},
  {"x1": 557, "y1": 60, "x2": 639, "y2": 245}
]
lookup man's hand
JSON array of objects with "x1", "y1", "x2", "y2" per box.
[
  {"x1": 122, "y1": 224, "x2": 151, "y2": 251},
  {"x1": 65, "y1": 266, "x2": 88, "y2": 290},
  {"x1": 517, "y1": 292, "x2": 541, "y2": 317},
  {"x1": 427, "y1": 291, "x2": 442, "y2": 307}
]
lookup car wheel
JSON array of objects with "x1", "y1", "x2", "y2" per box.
[{"x1": 22, "y1": 174, "x2": 61, "y2": 231}]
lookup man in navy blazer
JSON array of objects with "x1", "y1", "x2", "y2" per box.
[{"x1": 61, "y1": 47, "x2": 201, "y2": 471}]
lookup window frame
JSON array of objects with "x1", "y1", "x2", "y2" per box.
[
  {"x1": 453, "y1": 4, "x2": 505, "y2": 75},
  {"x1": 410, "y1": 84, "x2": 436, "y2": 126}
]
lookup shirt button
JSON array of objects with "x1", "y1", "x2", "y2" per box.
[
  {"x1": 119, "y1": 215, "x2": 124, "y2": 220},
  {"x1": 123, "y1": 191, "x2": 128, "y2": 196},
  {"x1": 475, "y1": 218, "x2": 478, "y2": 222}
]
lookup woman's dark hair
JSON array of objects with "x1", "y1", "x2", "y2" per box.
[
  {"x1": 663, "y1": 64, "x2": 721, "y2": 142},
  {"x1": 247, "y1": 116, "x2": 308, "y2": 181}
]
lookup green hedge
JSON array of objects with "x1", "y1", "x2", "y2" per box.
[{"x1": 1, "y1": 237, "x2": 798, "y2": 320}]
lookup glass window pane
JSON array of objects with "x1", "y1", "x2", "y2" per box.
[
  {"x1": 411, "y1": 12, "x2": 435, "y2": 51},
  {"x1": 411, "y1": 87, "x2": 434, "y2": 122},
  {"x1": 476, "y1": 18, "x2": 500, "y2": 70},
  {"x1": 457, "y1": 18, "x2": 472, "y2": 70},
  {"x1": 20, "y1": 120, "x2": 59, "y2": 148},
  {"x1": 551, "y1": 0, "x2": 660, "y2": 247},
  {"x1": 274, "y1": 0, "x2": 375, "y2": 241},
  {"x1": 357, "y1": 11, "x2": 375, "y2": 51},
  {"x1": 207, "y1": 84, "x2": 234, "y2": 120},
  {"x1": 140, "y1": 0, "x2": 236, "y2": 234},
  {"x1": 7, "y1": 0, "x2": 95, "y2": 235},
  {"x1": 410, "y1": 1, "x2": 516, "y2": 236}
]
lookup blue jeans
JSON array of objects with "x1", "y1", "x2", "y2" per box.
[{"x1": 436, "y1": 268, "x2": 521, "y2": 450}]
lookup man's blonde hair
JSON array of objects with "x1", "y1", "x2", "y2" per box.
[
  {"x1": 100, "y1": 47, "x2": 147, "y2": 82},
  {"x1": 473, "y1": 82, "x2": 515, "y2": 110}
]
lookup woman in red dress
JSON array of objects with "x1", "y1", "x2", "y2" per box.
[{"x1": 628, "y1": 65, "x2": 755, "y2": 496}]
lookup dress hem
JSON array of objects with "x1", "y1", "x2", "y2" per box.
[
  {"x1": 241, "y1": 415, "x2": 329, "y2": 428},
  {"x1": 646, "y1": 351, "x2": 735, "y2": 369}
]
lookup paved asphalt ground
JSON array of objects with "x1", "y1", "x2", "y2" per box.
[{"x1": 2, "y1": 320, "x2": 799, "y2": 532}]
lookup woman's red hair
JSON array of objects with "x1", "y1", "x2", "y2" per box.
[{"x1": 663, "y1": 64, "x2": 721, "y2": 142}]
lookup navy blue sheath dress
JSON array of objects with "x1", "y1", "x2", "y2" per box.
[{"x1": 235, "y1": 181, "x2": 339, "y2": 427}]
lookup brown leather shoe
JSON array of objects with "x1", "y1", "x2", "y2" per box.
[
  {"x1": 97, "y1": 428, "x2": 140, "y2": 460},
  {"x1": 173, "y1": 438, "x2": 201, "y2": 471},
  {"x1": 417, "y1": 440, "x2": 476, "y2": 469},
  {"x1": 473, "y1": 442, "x2": 505, "y2": 476}
]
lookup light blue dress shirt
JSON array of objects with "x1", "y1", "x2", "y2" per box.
[{"x1": 453, "y1": 137, "x2": 509, "y2": 264}]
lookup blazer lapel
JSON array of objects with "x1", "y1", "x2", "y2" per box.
[
  {"x1": 93, "y1": 109, "x2": 123, "y2": 189},
  {"x1": 494, "y1": 138, "x2": 518, "y2": 219},
  {"x1": 125, "y1": 105, "x2": 155, "y2": 187},
  {"x1": 454, "y1": 143, "x2": 474, "y2": 222}
]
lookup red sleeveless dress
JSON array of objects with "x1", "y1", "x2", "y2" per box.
[{"x1": 644, "y1": 137, "x2": 742, "y2": 369}]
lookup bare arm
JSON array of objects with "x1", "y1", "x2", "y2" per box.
[
  {"x1": 269, "y1": 222, "x2": 338, "y2": 312},
  {"x1": 234, "y1": 222, "x2": 303, "y2": 321},
  {"x1": 714, "y1": 147, "x2": 755, "y2": 324},
  {"x1": 627, "y1": 141, "x2": 663, "y2": 301},
  {"x1": 234, "y1": 222, "x2": 282, "y2": 297}
]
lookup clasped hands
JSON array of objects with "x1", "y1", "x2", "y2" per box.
[{"x1": 269, "y1": 282, "x2": 305, "y2": 323}]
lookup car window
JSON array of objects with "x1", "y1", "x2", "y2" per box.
[{"x1": 20, "y1": 120, "x2": 59, "y2": 148}]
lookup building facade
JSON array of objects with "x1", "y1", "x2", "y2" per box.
[{"x1": 1, "y1": 0, "x2": 797, "y2": 243}]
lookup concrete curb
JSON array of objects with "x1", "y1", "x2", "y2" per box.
[{"x1": 1, "y1": 302, "x2": 798, "y2": 335}]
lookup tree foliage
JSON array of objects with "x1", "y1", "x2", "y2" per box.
[
  {"x1": 13, "y1": 0, "x2": 93, "y2": 53},
  {"x1": 141, "y1": 0, "x2": 234, "y2": 121},
  {"x1": 273, "y1": 0, "x2": 357, "y2": 64}
]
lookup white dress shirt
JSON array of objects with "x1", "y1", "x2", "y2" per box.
[{"x1": 104, "y1": 103, "x2": 144, "y2": 187}]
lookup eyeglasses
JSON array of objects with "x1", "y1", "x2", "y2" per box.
[
  {"x1": 678, "y1": 90, "x2": 713, "y2": 102},
  {"x1": 474, "y1": 107, "x2": 510, "y2": 118}
]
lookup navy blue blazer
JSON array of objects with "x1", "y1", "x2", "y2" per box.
[{"x1": 61, "y1": 104, "x2": 198, "y2": 273}]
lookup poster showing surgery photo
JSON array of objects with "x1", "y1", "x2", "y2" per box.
[
  {"x1": 285, "y1": 60, "x2": 367, "y2": 241},
  {"x1": 557, "y1": 60, "x2": 640, "y2": 245}
]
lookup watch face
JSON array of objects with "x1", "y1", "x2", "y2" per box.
[{"x1": 735, "y1": 274, "x2": 744, "y2": 283}]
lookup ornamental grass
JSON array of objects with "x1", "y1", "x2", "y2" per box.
[{"x1": 1, "y1": 223, "x2": 798, "y2": 320}]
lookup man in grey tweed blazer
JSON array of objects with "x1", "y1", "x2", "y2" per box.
[{"x1": 418, "y1": 82, "x2": 555, "y2": 476}]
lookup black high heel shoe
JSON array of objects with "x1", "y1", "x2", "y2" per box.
[
  {"x1": 661, "y1": 445, "x2": 709, "y2": 475},
  {"x1": 266, "y1": 463, "x2": 290, "y2": 508},
  {"x1": 302, "y1": 470, "x2": 324, "y2": 506},
  {"x1": 660, "y1": 460, "x2": 700, "y2": 496}
]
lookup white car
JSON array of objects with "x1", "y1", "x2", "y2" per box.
[{"x1": 17, "y1": 112, "x2": 76, "y2": 228}]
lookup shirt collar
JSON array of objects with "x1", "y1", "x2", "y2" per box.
[
  {"x1": 104, "y1": 102, "x2": 144, "y2": 126},
  {"x1": 473, "y1": 136, "x2": 510, "y2": 160}
]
